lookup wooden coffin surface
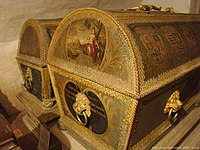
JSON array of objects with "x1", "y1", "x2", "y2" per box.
[
  {"x1": 16, "y1": 19, "x2": 61, "y2": 109},
  {"x1": 47, "y1": 8, "x2": 200, "y2": 149}
]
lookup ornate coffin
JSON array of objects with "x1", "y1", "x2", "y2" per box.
[
  {"x1": 47, "y1": 8, "x2": 200, "y2": 149},
  {"x1": 16, "y1": 18, "x2": 61, "y2": 110}
]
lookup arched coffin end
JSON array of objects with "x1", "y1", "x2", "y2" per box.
[
  {"x1": 17, "y1": 19, "x2": 62, "y2": 65},
  {"x1": 16, "y1": 18, "x2": 62, "y2": 110},
  {"x1": 48, "y1": 8, "x2": 138, "y2": 98}
]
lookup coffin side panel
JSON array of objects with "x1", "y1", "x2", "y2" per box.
[
  {"x1": 20, "y1": 64, "x2": 43, "y2": 101},
  {"x1": 130, "y1": 68, "x2": 200, "y2": 148},
  {"x1": 48, "y1": 65, "x2": 138, "y2": 150}
]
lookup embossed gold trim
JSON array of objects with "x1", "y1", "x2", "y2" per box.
[
  {"x1": 16, "y1": 55, "x2": 45, "y2": 67},
  {"x1": 166, "y1": 7, "x2": 175, "y2": 13},
  {"x1": 48, "y1": 65, "x2": 65, "y2": 116},
  {"x1": 126, "y1": 4, "x2": 161, "y2": 11}
]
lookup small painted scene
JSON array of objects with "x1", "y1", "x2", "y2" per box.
[{"x1": 66, "y1": 19, "x2": 106, "y2": 67}]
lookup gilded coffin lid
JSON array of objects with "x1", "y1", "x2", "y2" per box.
[
  {"x1": 47, "y1": 8, "x2": 200, "y2": 99},
  {"x1": 17, "y1": 18, "x2": 62, "y2": 67}
]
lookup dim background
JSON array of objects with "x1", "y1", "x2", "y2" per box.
[{"x1": 0, "y1": 0, "x2": 199, "y2": 116}]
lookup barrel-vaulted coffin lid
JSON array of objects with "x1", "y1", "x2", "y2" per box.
[
  {"x1": 17, "y1": 18, "x2": 62, "y2": 67},
  {"x1": 48, "y1": 8, "x2": 200, "y2": 99}
]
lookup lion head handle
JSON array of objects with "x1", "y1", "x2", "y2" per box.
[
  {"x1": 73, "y1": 92, "x2": 91, "y2": 117},
  {"x1": 164, "y1": 90, "x2": 183, "y2": 114}
]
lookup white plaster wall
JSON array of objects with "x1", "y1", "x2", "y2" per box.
[
  {"x1": 0, "y1": 40, "x2": 23, "y2": 116},
  {"x1": 0, "y1": 0, "x2": 142, "y2": 43},
  {"x1": 190, "y1": 0, "x2": 200, "y2": 14}
]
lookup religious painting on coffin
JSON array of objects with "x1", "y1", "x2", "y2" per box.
[{"x1": 65, "y1": 19, "x2": 106, "y2": 67}]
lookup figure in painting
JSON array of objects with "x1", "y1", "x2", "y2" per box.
[
  {"x1": 66, "y1": 19, "x2": 105, "y2": 67},
  {"x1": 83, "y1": 27, "x2": 100, "y2": 64}
]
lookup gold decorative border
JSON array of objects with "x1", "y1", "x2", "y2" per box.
[
  {"x1": 38, "y1": 18, "x2": 62, "y2": 26},
  {"x1": 48, "y1": 64, "x2": 65, "y2": 116},
  {"x1": 43, "y1": 66, "x2": 51, "y2": 100},
  {"x1": 48, "y1": 65, "x2": 138, "y2": 150},
  {"x1": 111, "y1": 11, "x2": 200, "y2": 22},
  {"x1": 16, "y1": 55, "x2": 44, "y2": 67}
]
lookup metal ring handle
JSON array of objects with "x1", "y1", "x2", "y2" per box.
[
  {"x1": 76, "y1": 111, "x2": 88, "y2": 126},
  {"x1": 168, "y1": 108, "x2": 178, "y2": 123}
]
